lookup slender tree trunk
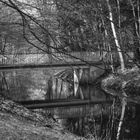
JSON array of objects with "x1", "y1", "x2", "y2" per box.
[
  {"x1": 116, "y1": 0, "x2": 121, "y2": 29},
  {"x1": 116, "y1": 98, "x2": 127, "y2": 140},
  {"x1": 129, "y1": 0, "x2": 140, "y2": 62},
  {"x1": 130, "y1": 0, "x2": 140, "y2": 40},
  {"x1": 99, "y1": 1, "x2": 115, "y2": 72},
  {"x1": 106, "y1": 0, "x2": 125, "y2": 71},
  {"x1": 138, "y1": 0, "x2": 140, "y2": 35},
  {"x1": 116, "y1": 0, "x2": 122, "y2": 49}
]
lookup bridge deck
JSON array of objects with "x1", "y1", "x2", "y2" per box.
[
  {"x1": 0, "y1": 61, "x2": 104, "y2": 71},
  {"x1": 0, "y1": 51, "x2": 108, "y2": 69}
]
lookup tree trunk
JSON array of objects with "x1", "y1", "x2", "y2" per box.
[
  {"x1": 129, "y1": 0, "x2": 140, "y2": 41},
  {"x1": 116, "y1": 98, "x2": 127, "y2": 140},
  {"x1": 106, "y1": 0, "x2": 125, "y2": 71},
  {"x1": 98, "y1": 1, "x2": 114, "y2": 72},
  {"x1": 129, "y1": 0, "x2": 140, "y2": 63},
  {"x1": 138, "y1": 0, "x2": 140, "y2": 35}
]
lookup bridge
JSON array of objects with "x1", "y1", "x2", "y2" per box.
[
  {"x1": 0, "y1": 51, "x2": 134, "y2": 119},
  {"x1": 0, "y1": 51, "x2": 110, "y2": 99},
  {"x1": 0, "y1": 51, "x2": 108, "y2": 70},
  {"x1": 17, "y1": 98, "x2": 113, "y2": 118},
  {"x1": 0, "y1": 51, "x2": 133, "y2": 118}
]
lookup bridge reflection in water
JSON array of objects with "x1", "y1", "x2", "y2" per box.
[
  {"x1": 0, "y1": 51, "x2": 136, "y2": 138},
  {"x1": 18, "y1": 84, "x2": 111, "y2": 119},
  {"x1": 33, "y1": 85, "x2": 112, "y2": 138},
  {"x1": 45, "y1": 101, "x2": 112, "y2": 119},
  {"x1": 46, "y1": 85, "x2": 111, "y2": 119}
]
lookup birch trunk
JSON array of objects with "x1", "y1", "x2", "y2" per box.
[
  {"x1": 116, "y1": 98, "x2": 127, "y2": 140},
  {"x1": 138, "y1": 0, "x2": 140, "y2": 35},
  {"x1": 106, "y1": 0, "x2": 125, "y2": 71}
]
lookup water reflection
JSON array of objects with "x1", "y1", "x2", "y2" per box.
[
  {"x1": 48, "y1": 85, "x2": 113, "y2": 138},
  {"x1": 0, "y1": 69, "x2": 53, "y2": 101},
  {"x1": 45, "y1": 77, "x2": 140, "y2": 139},
  {"x1": 52, "y1": 98, "x2": 140, "y2": 140},
  {"x1": 1, "y1": 69, "x2": 140, "y2": 139},
  {"x1": 78, "y1": 85, "x2": 107, "y2": 100}
]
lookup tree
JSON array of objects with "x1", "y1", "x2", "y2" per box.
[
  {"x1": 0, "y1": 0, "x2": 138, "y2": 67},
  {"x1": 55, "y1": 0, "x2": 104, "y2": 52},
  {"x1": 106, "y1": 0, "x2": 125, "y2": 71}
]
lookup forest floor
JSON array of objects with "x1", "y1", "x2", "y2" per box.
[{"x1": 0, "y1": 96, "x2": 85, "y2": 140}]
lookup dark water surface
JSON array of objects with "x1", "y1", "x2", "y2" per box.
[{"x1": 0, "y1": 69, "x2": 140, "y2": 139}]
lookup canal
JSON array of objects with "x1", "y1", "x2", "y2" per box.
[{"x1": 0, "y1": 68, "x2": 140, "y2": 139}]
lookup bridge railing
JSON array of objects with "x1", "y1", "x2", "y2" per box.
[
  {"x1": 53, "y1": 51, "x2": 107, "y2": 62},
  {"x1": 0, "y1": 51, "x2": 108, "y2": 65},
  {"x1": 0, "y1": 53, "x2": 49, "y2": 65},
  {"x1": 0, "y1": 51, "x2": 133, "y2": 65}
]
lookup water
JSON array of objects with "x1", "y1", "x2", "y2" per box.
[{"x1": 0, "y1": 68, "x2": 140, "y2": 139}]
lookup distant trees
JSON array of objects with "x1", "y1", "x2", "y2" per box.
[
  {"x1": 55, "y1": 0, "x2": 140, "y2": 70},
  {"x1": 55, "y1": 0, "x2": 102, "y2": 52},
  {"x1": 0, "y1": 3, "x2": 22, "y2": 54},
  {"x1": 0, "y1": 0, "x2": 139, "y2": 70},
  {"x1": 0, "y1": 0, "x2": 56, "y2": 54}
]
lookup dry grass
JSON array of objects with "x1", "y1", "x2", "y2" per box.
[{"x1": 0, "y1": 96, "x2": 84, "y2": 140}]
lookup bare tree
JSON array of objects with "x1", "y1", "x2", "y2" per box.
[{"x1": 106, "y1": 0, "x2": 125, "y2": 71}]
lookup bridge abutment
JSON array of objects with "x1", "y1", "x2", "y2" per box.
[{"x1": 74, "y1": 65, "x2": 105, "y2": 85}]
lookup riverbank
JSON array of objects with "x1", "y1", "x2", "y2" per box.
[
  {"x1": 101, "y1": 66, "x2": 140, "y2": 103},
  {"x1": 0, "y1": 95, "x2": 85, "y2": 140}
]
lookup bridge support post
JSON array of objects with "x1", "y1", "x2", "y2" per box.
[
  {"x1": 73, "y1": 69, "x2": 79, "y2": 96},
  {"x1": 73, "y1": 68, "x2": 85, "y2": 99},
  {"x1": 79, "y1": 67, "x2": 90, "y2": 84}
]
